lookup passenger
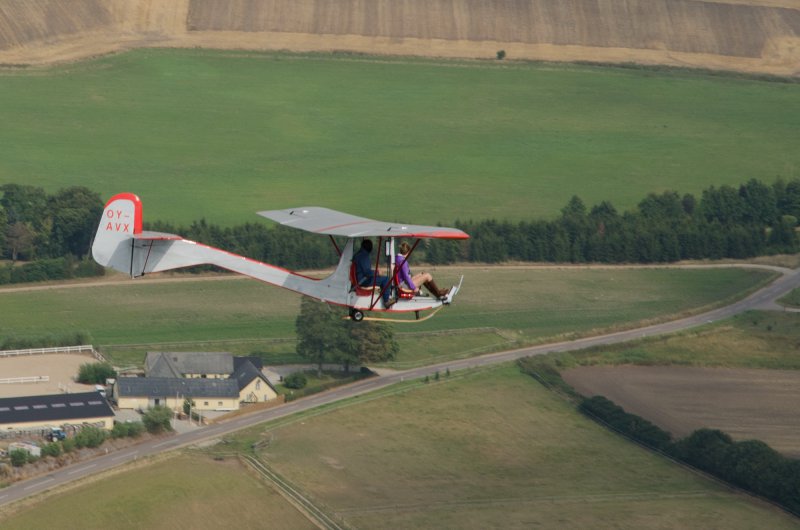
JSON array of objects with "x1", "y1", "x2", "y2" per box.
[
  {"x1": 396, "y1": 241, "x2": 450, "y2": 299},
  {"x1": 353, "y1": 239, "x2": 394, "y2": 308}
]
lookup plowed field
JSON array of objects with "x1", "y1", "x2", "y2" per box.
[
  {"x1": 0, "y1": 0, "x2": 797, "y2": 75},
  {"x1": 563, "y1": 365, "x2": 800, "y2": 457}
]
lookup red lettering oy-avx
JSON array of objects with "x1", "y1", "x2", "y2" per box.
[{"x1": 104, "y1": 221, "x2": 130, "y2": 232}]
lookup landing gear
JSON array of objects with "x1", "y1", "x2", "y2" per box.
[{"x1": 349, "y1": 308, "x2": 364, "y2": 322}]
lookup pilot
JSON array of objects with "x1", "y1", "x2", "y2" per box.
[{"x1": 353, "y1": 239, "x2": 394, "y2": 308}]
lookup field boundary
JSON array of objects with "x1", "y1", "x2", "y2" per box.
[
  {"x1": 576, "y1": 394, "x2": 800, "y2": 519},
  {"x1": 0, "y1": 376, "x2": 48, "y2": 385},
  {"x1": 0, "y1": 344, "x2": 106, "y2": 364},
  {"x1": 241, "y1": 454, "x2": 349, "y2": 530},
  {"x1": 0, "y1": 345, "x2": 93, "y2": 357}
]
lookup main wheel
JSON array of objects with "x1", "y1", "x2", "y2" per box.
[{"x1": 350, "y1": 309, "x2": 364, "y2": 322}]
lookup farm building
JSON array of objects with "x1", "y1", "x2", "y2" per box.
[
  {"x1": 0, "y1": 391, "x2": 114, "y2": 432},
  {"x1": 146, "y1": 351, "x2": 238, "y2": 379},
  {"x1": 115, "y1": 353, "x2": 277, "y2": 412}
]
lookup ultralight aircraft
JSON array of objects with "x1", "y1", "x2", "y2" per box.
[{"x1": 92, "y1": 193, "x2": 468, "y2": 322}]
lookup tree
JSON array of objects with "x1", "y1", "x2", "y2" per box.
[
  {"x1": 338, "y1": 320, "x2": 398, "y2": 371},
  {"x1": 283, "y1": 372, "x2": 308, "y2": 389},
  {"x1": 699, "y1": 185, "x2": 745, "y2": 224},
  {"x1": 46, "y1": 186, "x2": 103, "y2": 258},
  {"x1": 295, "y1": 298, "x2": 345, "y2": 377},
  {"x1": 739, "y1": 179, "x2": 776, "y2": 225},
  {"x1": 6, "y1": 222, "x2": 35, "y2": 261},
  {"x1": 0, "y1": 205, "x2": 6, "y2": 256},
  {"x1": 638, "y1": 191, "x2": 684, "y2": 222},
  {"x1": 142, "y1": 405, "x2": 173, "y2": 434},
  {"x1": 768, "y1": 215, "x2": 798, "y2": 252},
  {"x1": 0, "y1": 184, "x2": 47, "y2": 229}
]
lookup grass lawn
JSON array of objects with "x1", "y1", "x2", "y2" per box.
[
  {"x1": 0, "y1": 266, "x2": 773, "y2": 368},
  {"x1": 239, "y1": 364, "x2": 799, "y2": 529},
  {"x1": 553, "y1": 310, "x2": 800, "y2": 370},
  {"x1": 1, "y1": 49, "x2": 799, "y2": 225},
  {"x1": 778, "y1": 288, "x2": 800, "y2": 308},
  {"x1": 0, "y1": 454, "x2": 316, "y2": 530}
]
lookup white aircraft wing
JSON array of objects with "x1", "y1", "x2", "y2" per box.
[{"x1": 258, "y1": 207, "x2": 469, "y2": 239}]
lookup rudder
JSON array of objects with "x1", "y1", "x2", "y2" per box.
[{"x1": 91, "y1": 193, "x2": 142, "y2": 275}]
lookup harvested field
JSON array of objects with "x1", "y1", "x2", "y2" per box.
[
  {"x1": 0, "y1": 353, "x2": 96, "y2": 398},
  {"x1": 0, "y1": 0, "x2": 797, "y2": 75},
  {"x1": 563, "y1": 365, "x2": 800, "y2": 457}
]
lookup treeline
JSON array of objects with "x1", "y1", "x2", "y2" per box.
[
  {"x1": 0, "y1": 184, "x2": 103, "y2": 261},
  {"x1": 4, "y1": 178, "x2": 800, "y2": 282},
  {"x1": 437, "y1": 178, "x2": 800, "y2": 264},
  {"x1": 580, "y1": 395, "x2": 800, "y2": 515},
  {"x1": 148, "y1": 177, "x2": 800, "y2": 268},
  {"x1": 0, "y1": 255, "x2": 104, "y2": 285},
  {"x1": 0, "y1": 184, "x2": 106, "y2": 283}
]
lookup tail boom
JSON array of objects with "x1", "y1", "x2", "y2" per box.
[{"x1": 91, "y1": 193, "x2": 350, "y2": 302}]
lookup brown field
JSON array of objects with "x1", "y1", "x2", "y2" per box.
[
  {"x1": 563, "y1": 365, "x2": 800, "y2": 457},
  {"x1": 0, "y1": 0, "x2": 797, "y2": 75},
  {"x1": 0, "y1": 353, "x2": 97, "y2": 398}
]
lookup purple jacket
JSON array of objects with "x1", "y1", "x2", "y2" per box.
[{"x1": 396, "y1": 254, "x2": 416, "y2": 291}]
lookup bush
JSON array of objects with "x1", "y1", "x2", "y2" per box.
[
  {"x1": 111, "y1": 422, "x2": 129, "y2": 439},
  {"x1": 283, "y1": 372, "x2": 308, "y2": 389},
  {"x1": 74, "y1": 426, "x2": 107, "y2": 448},
  {"x1": 111, "y1": 420, "x2": 144, "y2": 439},
  {"x1": 41, "y1": 442, "x2": 62, "y2": 458},
  {"x1": 9, "y1": 449, "x2": 29, "y2": 467},
  {"x1": 61, "y1": 437, "x2": 76, "y2": 453},
  {"x1": 126, "y1": 421, "x2": 144, "y2": 438},
  {"x1": 142, "y1": 405, "x2": 174, "y2": 434},
  {"x1": 77, "y1": 362, "x2": 116, "y2": 385}
]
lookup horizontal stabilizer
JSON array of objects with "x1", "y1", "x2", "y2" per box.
[{"x1": 134, "y1": 231, "x2": 182, "y2": 241}]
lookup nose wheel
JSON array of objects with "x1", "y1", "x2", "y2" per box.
[{"x1": 349, "y1": 308, "x2": 365, "y2": 322}]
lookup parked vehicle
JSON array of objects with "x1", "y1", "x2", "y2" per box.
[{"x1": 46, "y1": 427, "x2": 66, "y2": 442}]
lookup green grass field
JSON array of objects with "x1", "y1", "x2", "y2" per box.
[
  {"x1": 1, "y1": 49, "x2": 799, "y2": 225},
  {"x1": 0, "y1": 454, "x2": 315, "y2": 530},
  {"x1": 236, "y1": 364, "x2": 797, "y2": 528},
  {"x1": 0, "y1": 266, "x2": 773, "y2": 367},
  {"x1": 3, "y1": 365, "x2": 795, "y2": 529},
  {"x1": 553, "y1": 309, "x2": 800, "y2": 370}
]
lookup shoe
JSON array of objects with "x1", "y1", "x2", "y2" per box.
[{"x1": 385, "y1": 298, "x2": 396, "y2": 309}]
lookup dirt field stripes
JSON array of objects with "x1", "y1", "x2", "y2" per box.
[
  {"x1": 187, "y1": 0, "x2": 799, "y2": 58},
  {"x1": 334, "y1": 491, "x2": 727, "y2": 515}
]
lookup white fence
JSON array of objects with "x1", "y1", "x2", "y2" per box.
[
  {"x1": 0, "y1": 375, "x2": 49, "y2": 384},
  {"x1": 0, "y1": 345, "x2": 94, "y2": 357}
]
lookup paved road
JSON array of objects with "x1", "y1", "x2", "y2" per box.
[{"x1": 2, "y1": 265, "x2": 799, "y2": 508}]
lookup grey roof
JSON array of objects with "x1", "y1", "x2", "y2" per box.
[
  {"x1": 231, "y1": 360, "x2": 275, "y2": 392},
  {"x1": 117, "y1": 377, "x2": 240, "y2": 398},
  {"x1": 145, "y1": 352, "x2": 234, "y2": 378},
  {"x1": 0, "y1": 392, "x2": 114, "y2": 425},
  {"x1": 233, "y1": 356, "x2": 263, "y2": 372}
]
